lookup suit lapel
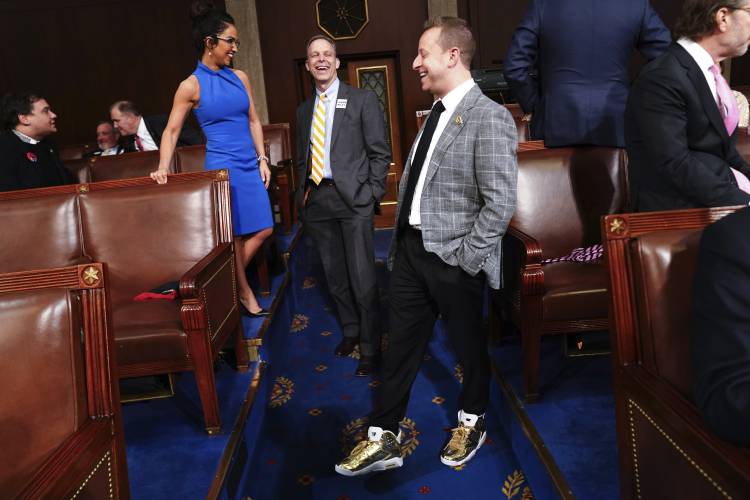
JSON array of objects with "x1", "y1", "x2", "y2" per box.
[
  {"x1": 672, "y1": 44, "x2": 729, "y2": 143},
  {"x1": 300, "y1": 97, "x2": 315, "y2": 166},
  {"x1": 421, "y1": 86, "x2": 480, "y2": 188},
  {"x1": 330, "y1": 82, "x2": 350, "y2": 149}
]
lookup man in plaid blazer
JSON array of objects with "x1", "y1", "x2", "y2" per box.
[{"x1": 336, "y1": 16, "x2": 518, "y2": 476}]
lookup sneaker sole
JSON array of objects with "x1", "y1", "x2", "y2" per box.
[
  {"x1": 334, "y1": 456, "x2": 403, "y2": 477},
  {"x1": 440, "y1": 431, "x2": 487, "y2": 467}
]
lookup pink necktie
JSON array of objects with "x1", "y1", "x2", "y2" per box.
[
  {"x1": 135, "y1": 135, "x2": 144, "y2": 152},
  {"x1": 709, "y1": 65, "x2": 750, "y2": 193},
  {"x1": 709, "y1": 64, "x2": 739, "y2": 135}
]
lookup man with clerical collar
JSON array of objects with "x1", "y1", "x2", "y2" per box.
[
  {"x1": 0, "y1": 91, "x2": 75, "y2": 192},
  {"x1": 109, "y1": 100, "x2": 204, "y2": 152},
  {"x1": 83, "y1": 120, "x2": 125, "y2": 158}
]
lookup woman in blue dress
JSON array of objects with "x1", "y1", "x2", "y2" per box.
[{"x1": 151, "y1": 1, "x2": 273, "y2": 316}]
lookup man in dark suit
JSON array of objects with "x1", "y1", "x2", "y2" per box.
[
  {"x1": 504, "y1": 0, "x2": 670, "y2": 147},
  {"x1": 82, "y1": 120, "x2": 126, "y2": 158},
  {"x1": 336, "y1": 17, "x2": 517, "y2": 476},
  {"x1": 0, "y1": 91, "x2": 75, "y2": 192},
  {"x1": 109, "y1": 100, "x2": 204, "y2": 152},
  {"x1": 693, "y1": 206, "x2": 750, "y2": 446},
  {"x1": 626, "y1": 0, "x2": 750, "y2": 211},
  {"x1": 295, "y1": 35, "x2": 391, "y2": 376}
]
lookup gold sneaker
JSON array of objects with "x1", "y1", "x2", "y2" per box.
[
  {"x1": 335, "y1": 426, "x2": 403, "y2": 476},
  {"x1": 440, "y1": 410, "x2": 487, "y2": 467}
]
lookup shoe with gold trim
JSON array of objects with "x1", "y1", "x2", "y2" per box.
[
  {"x1": 439, "y1": 410, "x2": 486, "y2": 467},
  {"x1": 334, "y1": 426, "x2": 403, "y2": 476}
]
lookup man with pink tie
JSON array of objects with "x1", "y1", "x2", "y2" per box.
[{"x1": 626, "y1": 0, "x2": 750, "y2": 211}]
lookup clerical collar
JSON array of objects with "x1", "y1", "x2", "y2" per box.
[{"x1": 12, "y1": 129, "x2": 40, "y2": 144}]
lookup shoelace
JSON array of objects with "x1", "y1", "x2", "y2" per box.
[{"x1": 446, "y1": 426, "x2": 472, "y2": 450}]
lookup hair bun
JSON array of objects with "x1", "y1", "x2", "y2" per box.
[{"x1": 190, "y1": 0, "x2": 216, "y2": 20}]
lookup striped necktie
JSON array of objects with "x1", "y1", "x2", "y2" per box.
[{"x1": 310, "y1": 93, "x2": 327, "y2": 185}]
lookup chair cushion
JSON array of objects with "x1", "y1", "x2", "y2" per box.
[
  {"x1": 113, "y1": 299, "x2": 189, "y2": 367},
  {"x1": 542, "y1": 260, "x2": 608, "y2": 321}
]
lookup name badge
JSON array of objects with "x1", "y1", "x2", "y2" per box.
[{"x1": 336, "y1": 99, "x2": 348, "y2": 109}]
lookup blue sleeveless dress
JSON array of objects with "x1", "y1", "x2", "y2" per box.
[{"x1": 192, "y1": 61, "x2": 273, "y2": 236}]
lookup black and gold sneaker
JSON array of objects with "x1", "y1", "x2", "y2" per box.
[
  {"x1": 335, "y1": 426, "x2": 403, "y2": 476},
  {"x1": 439, "y1": 410, "x2": 487, "y2": 467}
]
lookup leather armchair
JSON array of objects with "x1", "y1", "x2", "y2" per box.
[
  {"x1": 493, "y1": 146, "x2": 628, "y2": 401},
  {"x1": 0, "y1": 264, "x2": 129, "y2": 499},
  {"x1": 0, "y1": 172, "x2": 248, "y2": 434},
  {"x1": 263, "y1": 122, "x2": 296, "y2": 234},
  {"x1": 603, "y1": 208, "x2": 750, "y2": 499}
]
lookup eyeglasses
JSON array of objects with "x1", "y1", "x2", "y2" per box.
[{"x1": 215, "y1": 36, "x2": 240, "y2": 48}]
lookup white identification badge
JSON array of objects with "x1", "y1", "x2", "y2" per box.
[{"x1": 336, "y1": 99, "x2": 348, "y2": 109}]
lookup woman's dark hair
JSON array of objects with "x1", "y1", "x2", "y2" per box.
[
  {"x1": 0, "y1": 91, "x2": 43, "y2": 132},
  {"x1": 674, "y1": 0, "x2": 748, "y2": 40},
  {"x1": 190, "y1": 0, "x2": 235, "y2": 57}
]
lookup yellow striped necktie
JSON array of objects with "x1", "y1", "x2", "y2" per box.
[{"x1": 311, "y1": 93, "x2": 327, "y2": 185}]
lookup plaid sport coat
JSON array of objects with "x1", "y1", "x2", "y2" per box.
[{"x1": 388, "y1": 85, "x2": 518, "y2": 289}]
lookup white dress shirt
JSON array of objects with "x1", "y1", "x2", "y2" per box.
[
  {"x1": 12, "y1": 129, "x2": 39, "y2": 144},
  {"x1": 409, "y1": 78, "x2": 476, "y2": 227},
  {"x1": 677, "y1": 37, "x2": 718, "y2": 103},
  {"x1": 136, "y1": 117, "x2": 158, "y2": 151}
]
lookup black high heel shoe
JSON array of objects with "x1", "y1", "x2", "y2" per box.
[{"x1": 239, "y1": 301, "x2": 270, "y2": 318}]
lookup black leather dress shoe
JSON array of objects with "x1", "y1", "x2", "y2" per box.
[
  {"x1": 355, "y1": 355, "x2": 377, "y2": 377},
  {"x1": 239, "y1": 302, "x2": 270, "y2": 317},
  {"x1": 334, "y1": 337, "x2": 359, "y2": 357}
]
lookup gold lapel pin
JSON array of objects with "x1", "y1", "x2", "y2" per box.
[{"x1": 454, "y1": 115, "x2": 463, "y2": 125}]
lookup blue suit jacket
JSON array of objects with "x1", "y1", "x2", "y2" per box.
[{"x1": 503, "y1": 0, "x2": 670, "y2": 147}]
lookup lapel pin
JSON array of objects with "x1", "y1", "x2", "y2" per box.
[{"x1": 454, "y1": 115, "x2": 463, "y2": 126}]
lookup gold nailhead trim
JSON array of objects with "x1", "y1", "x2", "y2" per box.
[
  {"x1": 628, "y1": 399, "x2": 732, "y2": 499},
  {"x1": 69, "y1": 451, "x2": 112, "y2": 499}
]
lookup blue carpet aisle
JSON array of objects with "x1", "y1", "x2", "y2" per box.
[{"x1": 243, "y1": 230, "x2": 533, "y2": 500}]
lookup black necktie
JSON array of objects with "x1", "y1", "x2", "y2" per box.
[{"x1": 398, "y1": 100, "x2": 446, "y2": 231}]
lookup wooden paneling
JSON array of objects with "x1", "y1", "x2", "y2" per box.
[
  {"x1": 0, "y1": 0, "x2": 222, "y2": 145},
  {"x1": 256, "y1": 0, "x2": 431, "y2": 162}
]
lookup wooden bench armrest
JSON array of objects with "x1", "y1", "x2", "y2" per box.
[
  {"x1": 179, "y1": 243, "x2": 234, "y2": 299},
  {"x1": 506, "y1": 225, "x2": 545, "y2": 295}
]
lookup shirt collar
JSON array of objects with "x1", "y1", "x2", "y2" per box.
[
  {"x1": 12, "y1": 129, "x2": 40, "y2": 144},
  {"x1": 316, "y1": 78, "x2": 339, "y2": 99},
  {"x1": 677, "y1": 37, "x2": 716, "y2": 72},
  {"x1": 437, "y1": 78, "x2": 476, "y2": 115},
  {"x1": 136, "y1": 116, "x2": 148, "y2": 139}
]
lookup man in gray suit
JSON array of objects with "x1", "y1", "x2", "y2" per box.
[
  {"x1": 336, "y1": 17, "x2": 517, "y2": 476},
  {"x1": 295, "y1": 35, "x2": 391, "y2": 376}
]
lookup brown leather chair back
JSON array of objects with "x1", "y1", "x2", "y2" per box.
[
  {"x1": 0, "y1": 192, "x2": 84, "y2": 273},
  {"x1": 513, "y1": 147, "x2": 628, "y2": 260},
  {"x1": 58, "y1": 143, "x2": 92, "y2": 161},
  {"x1": 78, "y1": 178, "x2": 219, "y2": 303},
  {"x1": 64, "y1": 157, "x2": 93, "y2": 183},
  {"x1": 0, "y1": 288, "x2": 87, "y2": 497},
  {"x1": 174, "y1": 144, "x2": 206, "y2": 173},
  {"x1": 89, "y1": 150, "x2": 174, "y2": 182},
  {"x1": 262, "y1": 123, "x2": 292, "y2": 164},
  {"x1": 629, "y1": 228, "x2": 703, "y2": 398}
]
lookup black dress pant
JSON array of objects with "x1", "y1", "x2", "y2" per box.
[
  {"x1": 305, "y1": 182, "x2": 380, "y2": 356},
  {"x1": 371, "y1": 227, "x2": 489, "y2": 433}
]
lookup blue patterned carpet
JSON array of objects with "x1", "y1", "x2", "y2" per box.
[{"x1": 243, "y1": 231, "x2": 533, "y2": 500}]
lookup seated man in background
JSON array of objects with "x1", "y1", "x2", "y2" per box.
[
  {"x1": 83, "y1": 120, "x2": 125, "y2": 157},
  {"x1": 693, "y1": 206, "x2": 750, "y2": 447},
  {"x1": 626, "y1": 0, "x2": 750, "y2": 211},
  {"x1": 109, "y1": 100, "x2": 204, "y2": 152},
  {"x1": 0, "y1": 91, "x2": 75, "y2": 191}
]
